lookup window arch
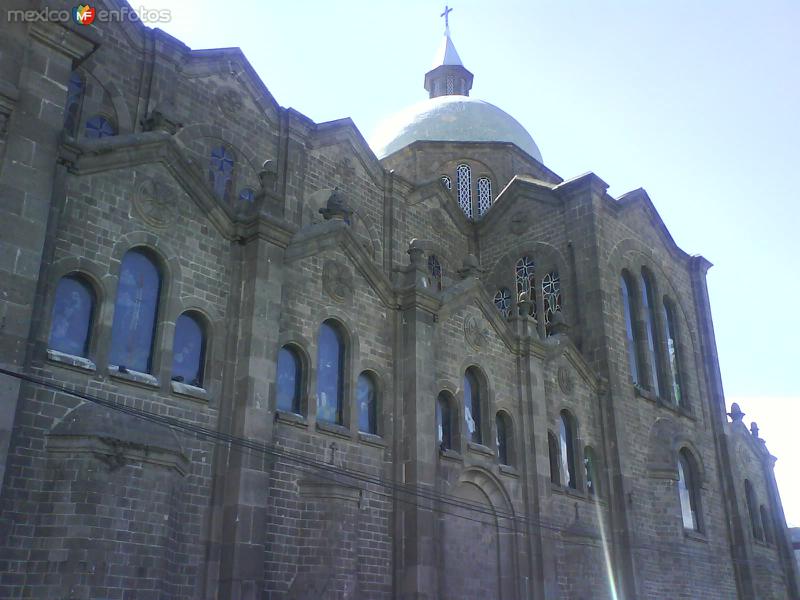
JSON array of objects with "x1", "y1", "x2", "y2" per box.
[
  {"x1": 477, "y1": 177, "x2": 492, "y2": 217},
  {"x1": 48, "y1": 274, "x2": 95, "y2": 358},
  {"x1": 584, "y1": 446, "x2": 599, "y2": 497},
  {"x1": 172, "y1": 311, "x2": 206, "y2": 387},
  {"x1": 559, "y1": 410, "x2": 577, "y2": 489},
  {"x1": 745, "y1": 479, "x2": 763, "y2": 541},
  {"x1": 760, "y1": 505, "x2": 774, "y2": 544},
  {"x1": 357, "y1": 371, "x2": 378, "y2": 435},
  {"x1": 464, "y1": 367, "x2": 483, "y2": 445},
  {"x1": 427, "y1": 255, "x2": 443, "y2": 291},
  {"x1": 316, "y1": 320, "x2": 345, "y2": 425},
  {"x1": 109, "y1": 248, "x2": 162, "y2": 373},
  {"x1": 456, "y1": 163, "x2": 473, "y2": 219},
  {"x1": 84, "y1": 115, "x2": 116, "y2": 139},
  {"x1": 63, "y1": 72, "x2": 84, "y2": 136},
  {"x1": 495, "y1": 411, "x2": 513, "y2": 466},
  {"x1": 542, "y1": 271, "x2": 562, "y2": 335},
  {"x1": 440, "y1": 175, "x2": 452, "y2": 190},
  {"x1": 515, "y1": 256, "x2": 537, "y2": 319},
  {"x1": 493, "y1": 287, "x2": 511, "y2": 319},
  {"x1": 548, "y1": 431, "x2": 561, "y2": 485},
  {"x1": 436, "y1": 391, "x2": 456, "y2": 451},
  {"x1": 640, "y1": 270, "x2": 663, "y2": 397},
  {"x1": 277, "y1": 345, "x2": 303, "y2": 414},
  {"x1": 663, "y1": 299, "x2": 684, "y2": 407},
  {"x1": 620, "y1": 272, "x2": 642, "y2": 385},
  {"x1": 209, "y1": 145, "x2": 235, "y2": 201},
  {"x1": 678, "y1": 449, "x2": 701, "y2": 531}
]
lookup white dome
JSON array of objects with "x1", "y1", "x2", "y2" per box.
[{"x1": 370, "y1": 95, "x2": 542, "y2": 162}]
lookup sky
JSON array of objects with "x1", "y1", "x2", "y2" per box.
[{"x1": 134, "y1": 0, "x2": 799, "y2": 526}]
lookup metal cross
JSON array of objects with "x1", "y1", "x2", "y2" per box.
[{"x1": 441, "y1": 5, "x2": 453, "y2": 29}]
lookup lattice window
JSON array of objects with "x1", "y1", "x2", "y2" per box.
[
  {"x1": 440, "y1": 175, "x2": 452, "y2": 190},
  {"x1": 446, "y1": 75, "x2": 455, "y2": 95},
  {"x1": 542, "y1": 271, "x2": 562, "y2": 333},
  {"x1": 427, "y1": 255, "x2": 443, "y2": 291},
  {"x1": 456, "y1": 164, "x2": 472, "y2": 219},
  {"x1": 493, "y1": 288, "x2": 511, "y2": 318},
  {"x1": 477, "y1": 177, "x2": 492, "y2": 217},
  {"x1": 515, "y1": 256, "x2": 536, "y2": 319}
]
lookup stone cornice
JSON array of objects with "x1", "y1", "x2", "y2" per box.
[{"x1": 29, "y1": 21, "x2": 96, "y2": 62}]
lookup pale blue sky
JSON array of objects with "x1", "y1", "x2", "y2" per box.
[{"x1": 136, "y1": 0, "x2": 799, "y2": 525}]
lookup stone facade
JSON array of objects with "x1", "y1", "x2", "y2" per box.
[{"x1": 0, "y1": 3, "x2": 798, "y2": 599}]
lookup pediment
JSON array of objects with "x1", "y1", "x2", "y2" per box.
[{"x1": 309, "y1": 119, "x2": 386, "y2": 188}]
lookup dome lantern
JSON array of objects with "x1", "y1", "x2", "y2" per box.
[{"x1": 424, "y1": 7, "x2": 473, "y2": 98}]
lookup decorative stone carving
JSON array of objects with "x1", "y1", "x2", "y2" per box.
[
  {"x1": 319, "y1": 187, "x2": 353, "y2": 223},
  {"x1": 132, "y1": 178, "x2": 177, "y2": 229},
  {"x1": 557, "y1": 366, "x2": 574, "y2": 394},
  {"x1": 464, "y1": 314, "x2": 490, "y2": 350},
  {"x1": 509, "y1": 211, "x2": 529, "y2": 235},
  {"x1": 216, "y1": 86, "x2": 244, "y2": 117},
  {"x1": 322, "y1": 260, "x2": 353, "y2": 303}
]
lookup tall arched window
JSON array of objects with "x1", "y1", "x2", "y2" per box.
[
  {"x1": 316, "y1": 321, "x2": 345, "y2": 425},
  {"x1": 436, "y1": 391, "x2": 455, "y2": 450},
  {"x1": 427, "y1": 255, "x2": 443, "y2": 291},
  {"x1": 640, "y1": 270, "x2": 663, "y2": 397},
  {"x1": 172, "y1": 312, "x2": 206, "y2": 387},
  {"x1": 464, "y1": 368, "x2": 482, "y2": 444},
  {"x1": 63, "y1": 72, "x2": 84, "y2": 136},
  {"x1": 663, "y1": 299, "x2": 684, "y2": 407},
  {"x1": 48, "y1": 274, "x2": 95, "y2": 358},
  {"x1": 493, "y1": 287, "x2": 511, "y2": 318},
  {"x1": 209, "y1": 146, "x2": 235, "y2": 201},
  {"x1": 559, "y1": 410, "x2": 577, "y2": 489},
  {"x1": 109, "y1": 249, "x2": 161, "y2": 373},
  {"x1": 515, "y1": 256, "x2": 537, "y2": 319},
  {"x1": 745, "y1": 479, "x2": 763, "y2": 541},
  {"x1": 357, "y1": 371, "x2": 378, "y2": 434},
  {"x1": 548, "y1": 431, "x2": 561, "y2": 485},
  {"x1": 84, "y1": 115, "x2": 116, "y2": 139},
  {"x1": 542, "y1": 271, "x2": 562, "y2": 335},
  {"x1": 760, "y1": 505, "x2": 774, "y2": 544},
  {"x1": 477, "y1": 177, "x2": 492, "y2": 217},
  {"x1": 620, "y1": 273, "x2": 641, "y2": 385},
  {"x1": 457, "y1": 163, "x2": 473, "y2": 219},
  {"x1": 276, "y1": 345, "x2": 303, "y2": 414},
  {"x1": 584, "y1": 446, "x2": 599, "y2": 496},
  {"x1": 678, "y1": 449, "x2": 701, "y2": 531},
  {"x1": 495, "y1": 411, "x2": 512, "y2": 466}
]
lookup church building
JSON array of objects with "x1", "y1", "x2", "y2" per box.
[{"x1": 0, "y1": 2, "x2": 798, "y2": 598}]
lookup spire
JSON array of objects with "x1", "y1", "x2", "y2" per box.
[{"x1": 424, "y1": 6, "x2": 474, "y2": 98}]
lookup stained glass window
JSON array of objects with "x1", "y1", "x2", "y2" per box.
[
  {"x1": 548, "y1": 431, "x2": 560, "y2": 485},
  {"x1": 464, "y1": 368, "x2": 481, "y2": 444},
  {"x1": 437, "y1": 392, "x2": 454, "y2": 450},
  {"x1": 641, "y1": 271, "x2": 662, "y2": 397},
  {"x1": 440, "y1": 175, "x2": 452, "y2": 190},
  {"x1": 559, "y1": 410, "x2": 577, "y2": 489},
  {"x1": 477, "y1": 177, "x2": 492, "y2": 217},
  {"x1": 663, "y1": 300, "x2": 683, "y2": 407},
  {"x1": 515, "y1": 256, "x2": 536, "y2": 319},
  {"x1": 85, "y1": 115, "x2": 115, "y2": 139},
  {"x1": 276, "y1": 346, "x2": 302, "y2": 414},
  {"x1": 496, "y1": 412, "x2": 511, "y2": 465},
  {"x1": 316, "y1": 321, "x2": 344, "y2": 425},
  {"x1": 172, "y1": 312, "x2": 206, "y2": 387},
  {"x1": 620, "y1": 274, "x2": 640, "y2": 384},
  {"x1": 679, "y1": 450, "x2": 701, "y2": 531},
  {"x1": 209, "y1": 146, "x2": 235, "y2": 201},
  {"x1": 456, "y1": 163, "x2": 472, "y2": 219},
  {"x1": 542, "y1": 271, "x2": 562, "y2": 334},
  {"x1": 493, "y1": 287, "x2": 511, "y2": 318},
  {"x1": 357, "y1": 372, "x2": 377, "y2": 434},
  {"x1": 48, "y1": 274, "x2": 94, "y2": 358},
  {"x1": 584, "y1": 446, "x2": 599, "y2": 496},
  {"x1": 238, "y1": 187, "x2": 255, "y2": 204},
  {"x1": 63, "y1": 72, "x2": 84, "y2": 136},
  {"x1": 427, "y1": 255, "x2": 443, "y2": 291},
  {"x1": 109, "y1": 249, "x2": 161, "y2": 373}
]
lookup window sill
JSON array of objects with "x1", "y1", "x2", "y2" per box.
[
  {"x1": 683, "y1": 528, "x2": 707, "y2": 542},
  {"x1": 358, "y1": 432, "x2": 385, "y2": 447},
  {"x1": 170, "y1": 380, "x2": 208, "y2": 402},
  {"x1": 656, "y1": 396, "x2": 695, "y2": 419},
  {"x1": 438, "y1": 448, "x2": 462, "y2": 461},
  {"x1": 467, "y1": 441, "x2": 494, "y2": 457},
  {"x1": 499, "y1": 464, "x2": 519, "y2": 477},
  {"x1": 109, "y1": 365, "x2": 159, "y2": 389},
  {"x1": 316, "y1": 420, "x2": 351, "y2": 440},
  {"x1": 275, "y1": 410, "x2": 308, "y2": 428},
  {"x1": 634, "y1": 384, "x2": 657, "y2": 402},
  {"x1": 47, "y1": 349, "x2": 96, "y2": 372}
]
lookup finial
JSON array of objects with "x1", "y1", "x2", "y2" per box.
[
  {"x1": 440, "y1": 5, "x2": 453, "y2": 32},
  {"x1": 750, "y1": 421, "x2": 760, "y2": 439},
  {"x1": 727, "y1": 403, "x2": 745, "y2": 423}
]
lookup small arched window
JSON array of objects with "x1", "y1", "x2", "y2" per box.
[
  {"x1": 84, "y1": 115, "x2": 116, "y2": 139},
  {"x1": 316, "y1": 321, "x2": 345, "y2": 425},
  {"x1": 357, "y1": 371, "x2": 378, "y2": 435},
  {"x1": 48, "y1": 274, "x2": 95, "y2": 358},
  {"x1": 464, "y1": 368, "x2": 482, "y2": 445},
  {"x1": 548, "y1": 431, "x2": 561, "y2": 485},
  {"x1": 584, "y1": 446, "x2": 599, "y2": 497},
  {"x1": 745, "y1": 479, "x2": 762, "y2": 541},
  {"x1": 209, "y1": 146, "x2": 235, "y2": 201},
  {"x1": 427, "y1": 255, "x2": 443, "y2": 291},
  {"x1": 620, "y1": 273, "x2": 641, "y2": 385},
  {"x1": 276, "y1": 345, "x2": 303, "y2": 414},
  {"x1": 678, "y1": 449, "x2": 701, "y2": 531},
  {"x1": 493, "y1": 287, "x2": 511, "y2": 319},
  {"x1": 63, "y1": 72, "x2": 84, "y2": 136},
  {"x1": 172, "y1": 312, "x2": 206, "y2": 387},
  {"x1": 640, "y1": 270, "x2": 663, "y2": 397},
  {"x1": 515, "y1": 256, "x2": 537, "y2": 319},
  {"x1": 495, "y1": 411, "x2": 512, "y2": 466},
  {"x1": 456, "y1": 163, "x2": 473, "y2": 219},
  {"x1": 663, "y1": 299, "x2": 684, "y2": 407},
  {"x1": 542, "y1": 271, "x2": 562, "y2": 335},
  {"x1": 760, "y1": 505, "x2": 774, "y2": 544},
  {"x1": 109, "y1": 249, "x2": 161, "y2": 373},
  {"x1": 238, "y1": 187, "x2": 255, "y2": 204},
  {"x1": 559, "y1": 410, "x2": 577, "y2": 489},
  {"x1": 440, "y1": 175, "x2": 452, "y2": 190},
  {"x1": 477, "y1": 177, "x2": 492, "y2": 217},
  {"x1": 436, "y1": 391, "x2": 455, "y2": 450}
]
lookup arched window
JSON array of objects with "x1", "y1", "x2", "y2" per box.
[
  {"x1": 357, "y1": 371, "x2": 378, "y2": 434},
  {"x1": 63, "y1": 72, "x2": 84, "y2": 136},
  {"x1": 276, "y1": 345, "x2": 303, "y2": 414},
  {"x1": 760, "y1": 505, "x2": 774, "y2": 544},
  {"x1": 457, "y1": 163, "x2": 473, "y2": 219},
  {"x1": 559, "y1": 410, "x2": 577, "y2": 489},
  {"x1": 542, "y1": 271, "x2": 562, "y2": 335},
  {"x1": 238, "y1": 187, "x2": 255, "y2": 204},
  {"x1": 745, "y1": 479, "x2": 763, "y2": 541},
  {"x1": 493, "y1": 287, "x2": 511, "y2": 319},
  {"x1": 584, "y1": 446, "x2": 599, "y2": 496},
  {"x1": 172, "y1": 312, "x2": 206, "y2": 387},
  {"x1": 495, "y1": 411, "x2": 512, "y2": 466},
  {"x1": 209, "y1": 146, "x2": 235, "y2": 201},
  {"x1": 678, "y1": 449, "x2": 701, "y2": 531},
  {"x1": 84, "y1": 115, "x2": 116, "y2": 139},
  {"x1": 440, "y1": 175, "x2": 452, "y2": 190},
  {"x1": 640, "y1": 270, "x2": 663, "y2": 397},
  {"x1": 663, "y1": 299, "x2": 684, "y2": 407},
  {"x1": 427, "y1": 255, "x2": 443, "y2": 291},
  {"x1": 48, "y1": 274, "x2": 95, "y2": 358},
  {"x1": 436, "y1": 391, "x2": 455, "y2": 450},
  {"x1": 548, "y1": 431, "x2": 561, "y2": 485},
  {"x1": 464, "y1": 368, "x2": 482, "y2": 445},
  {"x1": 316, "y1": 321, "x2": 345, "y2": 425},
  {"x1": 477, "y1": 177, "x2": 492, "y2": 217},
  {"x1": 109, "y1": 249, "x2": 161, "y2": 373},
  {"x1": 620, "y1": 273, "x2": 641, "y2": 385},
  {"x1": 515, "y1": 256, "x2": 537, "y2": 319}
]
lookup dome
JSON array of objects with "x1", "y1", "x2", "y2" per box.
[{"x1": 369, "y1": 95, "x2": 543, "y2": 163}]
